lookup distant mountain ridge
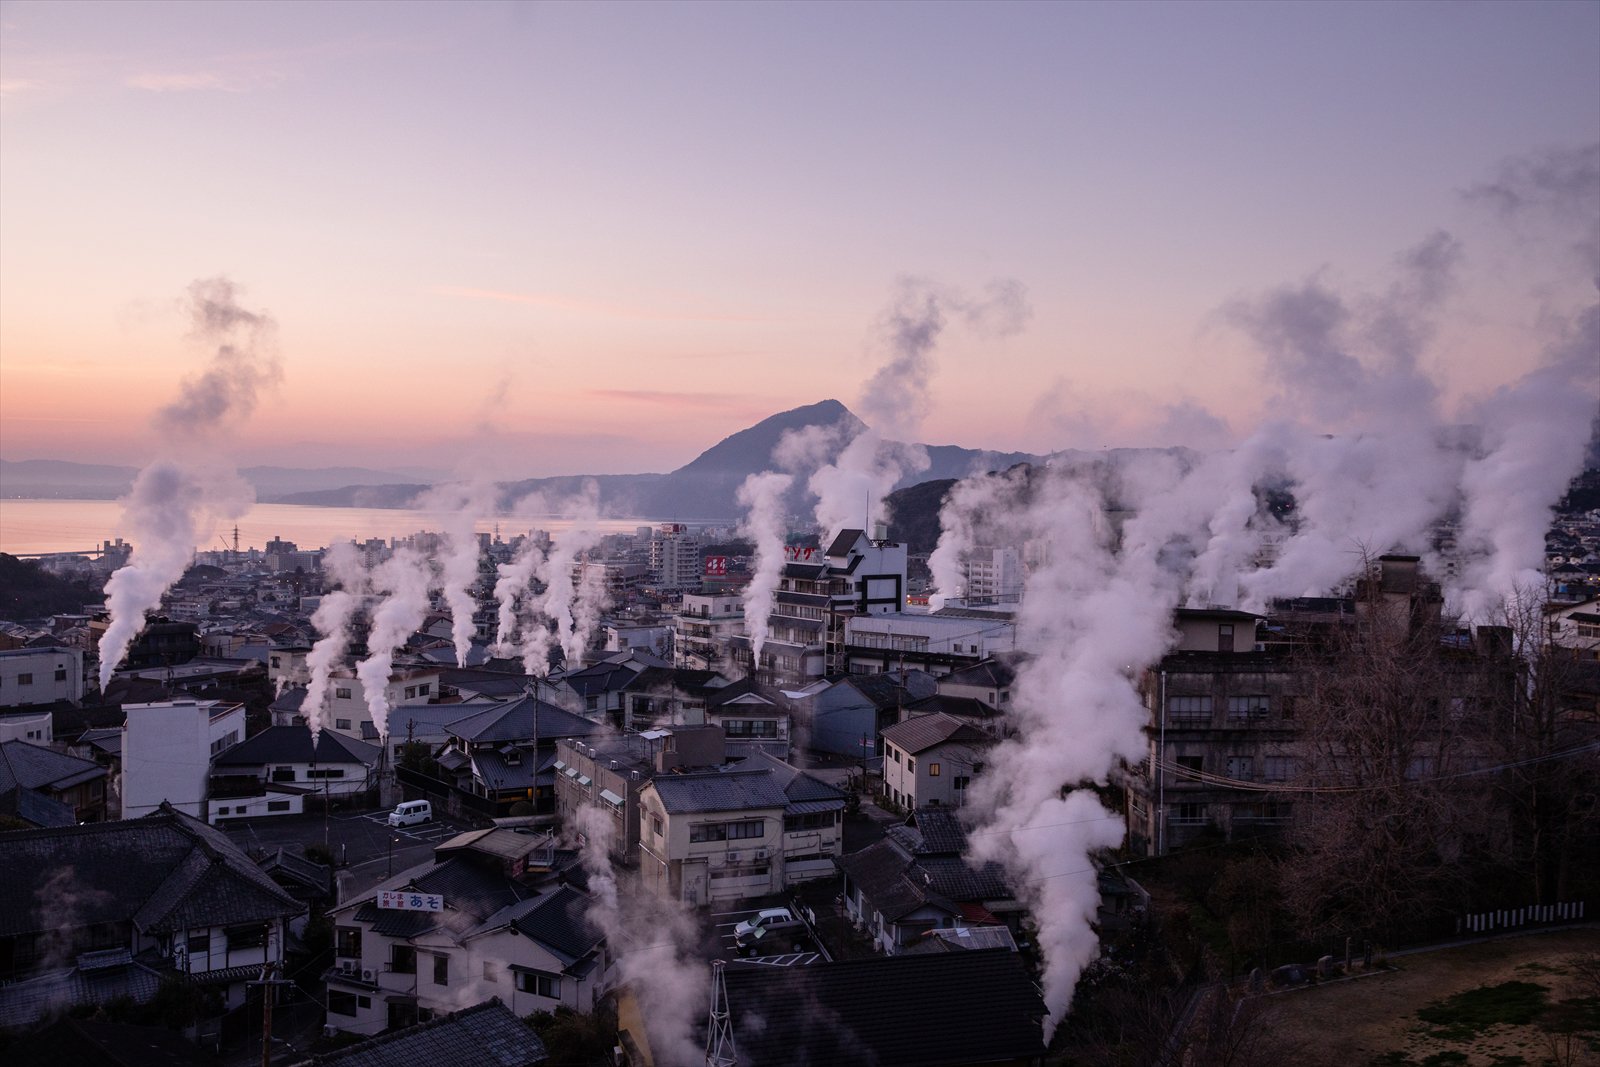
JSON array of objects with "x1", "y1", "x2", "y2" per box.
[{"x1": 0, "y1": 460, "x2": 439, "y2": 501}]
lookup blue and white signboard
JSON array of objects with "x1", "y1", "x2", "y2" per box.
[{"x1": 377, "y1": 890, "x2": 444, "y2": 912}]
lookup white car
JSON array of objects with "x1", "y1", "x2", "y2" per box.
[
  {"x1": 387, "y1": 800, "x2": 432, "y2": 827},
  {"x1": 734, "y1": 907, "x2": 804, "y2": 944}
]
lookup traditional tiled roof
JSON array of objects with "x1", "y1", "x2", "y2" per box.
[
  {"x1": 841, "y1": 809, "x2": 1013, "y2": 921},
  {"x1": 718, "y1": 950, "x2": 1046, "y2": 1066},
  {"x1": 880, "y1": 712, "x2": 990, "y2": 756},
  {"x1": 838, "y1": 672, "x2": 915, "y2": 710},
  {"x1": 508, "y1": 886, "x2": 602, "y2": 968},
  {"x1": 473, "y1": 748, "x2": 539, "y2": 792},
  {"x1": 704, "y1": 676, "x2": 780, "y2": 709},
  {"x1": 902, "y1": 693, "x2": 1000, "y2": 721},
  {"x1": 0, "y1": 955, "x2": 170, "y2": 1032},
  {"x1": 446, "y1": 696, "x2": 600, "y2": 744},
  {"x1": 313, "y1": 998, "x2": 547, "y2": 1067},
  {"x1": 212, "y1": 725, "x2": 380, "y2": 767},
  {"x1": 825, "y1": 529, "x2": 866, "y2": 557},
  {"x1": 938, "y1": 657, "x2": 1017, "y2": 689},
  {"x1": 0, "y1": 805, "x2": 304, "y2": 939},
  {"x1": 0, "y1": 739, "x2": 105, "y2": 792},
  {"x1": 0, "y1": 784, "x2": 76, "y2": 827}
]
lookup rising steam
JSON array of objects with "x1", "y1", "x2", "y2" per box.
[
  {"x1": 97, "y1": 279, "x2": 279, "y2": 688},
  {"x1": 302, "y1": 541, "x2": 370, "y2": 740},
  {"x1": 354, "y1": 547, "x2": 432, "y2": 740},
  {"x1": 736, "y1": 470, "x2": 793, "y2": 666}
]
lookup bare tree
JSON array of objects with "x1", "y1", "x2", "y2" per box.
[{"x1": 1277, "y1": 557, "x2": 1498, "y2": 942}]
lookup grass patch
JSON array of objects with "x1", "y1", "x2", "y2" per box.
[
  {"x1": 1513, "y1": 961, "x2": 1566, "y2": 977},
  {"x1": 1485, "y1": 1056, "x2": 1528, "y2": 1067},
  {"x1": 1419, "y1": 1053, "x2": 1468, "y2": 1067},
  {"x1": 1416, "y1": 981, "x2": 1550, "y2": 1042},
  {"x1": 1542, "y1": 994, "x2": 1600, "y2": 1034}
]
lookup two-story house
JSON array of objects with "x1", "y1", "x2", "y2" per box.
[
  {"x1": 208, "y1": 725, "x2": 381, "y2": 823},
  {"x1": 323, "y1": 829, "x2": 606, "y2": 1036},
  {"x1": 880, "y1": 712, "x2": 994, "y2": 810},
  {"x1": 0, "y1": 804, "x2": 304, "y2": 1024},
  {"x1": 637, "y1": 751, "x2": 847, "y2": 906}
]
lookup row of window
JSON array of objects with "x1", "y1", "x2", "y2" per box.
[
  {"x1": 0, "y1": 669, "x2": 70, "y2": 685},
  {"x1": 689, "y1": 819, "x2": 765, "y2": 843},
  {"x1": 722, "y1": 719, "x2": 780, "y2": 739},
  {"x1": 1170, "y1": 801, "x2": 1292, "y2": 824},
  {"x1": 1171, "y1": 755, "x2": 1297, "y2": 782},
  {"x1": 1166, "y1": 695, "x2": 1281, "y2": 722}
]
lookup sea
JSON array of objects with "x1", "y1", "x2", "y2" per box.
[{"x1": 0, "y1": 498, "x2": 657, "y2": 557}]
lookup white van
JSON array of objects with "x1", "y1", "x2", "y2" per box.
[{"x1": 387, "y1": 800, "x2": 432, "y2": 827}]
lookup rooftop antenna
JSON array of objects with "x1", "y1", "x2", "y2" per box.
[{"x1": 705, "y1": 959, "x2": 738, "y2": 1066}]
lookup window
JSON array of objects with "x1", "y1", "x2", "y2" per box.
[
  {"x1": 1218, "y1": 624, "x2": 1234, "y2": 652},
  {"x1": 187, "y1": 932, "x2": 210, "y2": 954},
  {"x1": 1263, "y1": 756, "x2": 1296, "y2": 782},
  {"x1": 516, "y1": 969, "x2": 561, "y2": 998},
  {"x1": 1172, "y1": 803, "x2": 1207, "y2": 825},
  {"x1": 391, "y1": 945, "x2": 416, "y2": 974},
  {"x1": 1226, "y1": 756, "x2": 1254, "y2": 781},
  {"x1": 336, "y1": 687, "x2": 352, "y2": 699},
  {"x1": 954, "y1": 775, "x2": 970, "y2": 791},
  {"x1": 272, "y1": 767, "x2": 296, "y2": 782},
  {"x1": 652, "y1": 815, "x2": 663, "y2": 838},
  {"x1": 335, "y1": 718, "x2": 352, "y2": 730},
  {"x1": 784, "y1": 811, "x2": 837, "y2": 831},
  {"x1": 307, "y1": 768, "x2": 346, "y2": 779},
  {"x1": 336, "y1": 926, "x2": 362, "y2": 958},
  {"x1": 54, "y1": 668, "x2": 67, "y2": 681},
  {"x1": 1227, "y1": 695, "x2": 1270, "y2": 721},
  {"x1": 226, "y1": 924, "x2": 266, "y2": 950},
  {"x1": 928, "y1": 762, "x2": 940, "y2": 777},
  {"x1": 1175, "y1": 756, "x2": 1203, "y2": 776},
  {"x1": 906, "y1": 757, "x2": 916, "y2": 773},
  {"x1": 17, "y1": 673, "x2": 32, "y2": 685},
  {"x1": 270, "y1": 656, "x2": 281, "y2": 668},
  {"x1": 432, "y1": 953, "x2": 449, "y2": 986},
  {"x1": 889, "y1": 746, "x2": 900, "y2": 764},
  {"x1": 418, "y1": 684, "x2": 430, "y2": 696},
  {"x1": 216, "y1": 806, "x2": 230, "y2": 816},
  {"x1": 1167, "y1": 696, "x2": 1213, "y2": 722},
  {"x1": 484, "y1": 961, "x2": 499, "y2": 983},
  {"x1": 689, "y1": 819, "x2": 764, "y2": 843},
  {"x1": 404, "y1": 686, "x2": 417, "y2": 699},
  {"x1": 328, "y1": 990, "x2": 358, "y2": 1017},
  {"x1": 267, "y1": 800, "x2": 291, "y2": 812}
]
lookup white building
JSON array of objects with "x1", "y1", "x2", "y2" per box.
[
  {"x1": 121, "y1": 699, "x2": 245, "y2": 820},
  {"x1": 962, "y1": 547, "x2": 1023, "y2": 605},
  {"x1": 0, "y1": 646, "x2": 84, "y2": 706},
  {"x1": 0, "y1": 707, "x2": 53, "y2": 744},
  {"x1": 320, "y1": 667, "x2": 442, "y2": 741},
  {"x1": 674, "y1": 591, "x2": 745, "y2": 671},
  {"x1": 650, "y1": 523, "x2": 703, "y2": 590},
  {"x1": 637, "y1": 751, "x2": 847, "y2": 906},
  {"x1": 842, "y1": 609, "x2": 1016, "y2": 676},
  {"x1": 880, "y1": 712, "x2": 993, "y2": 810}
]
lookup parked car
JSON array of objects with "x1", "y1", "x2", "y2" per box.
[
  {"x1": 734, "y1": 907, "x2": 806, "y2": 952},
  {"x1": 388, "y1": 800, "x2": 432, "y2": 827}
]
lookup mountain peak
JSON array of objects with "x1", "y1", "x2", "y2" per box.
[{"x1": 672, "y1": 399, "x2": 862, "y2": 475}]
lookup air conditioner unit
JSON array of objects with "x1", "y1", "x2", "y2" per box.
[
  {"x1": 726, "y1": 851, "x2": 740, "y2": 863},
  {"x1": 324, "y1": 1025, "x2": 340, "y2": 1039},
  {"x1": 362, "y1": 968, "x2": 375, "y2": 982},
  {"x1": 339, "y1": 961, "x2": 356, "y2": 975},
  {"x1": 754, "y1": 849, "x2": 768, "y2": 860}
]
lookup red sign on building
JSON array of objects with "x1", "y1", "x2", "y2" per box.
[{"x1": 704, "y1": 555, "x2": 728, "y2": 576}]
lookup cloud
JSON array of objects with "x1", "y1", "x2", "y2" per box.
[
  {"x1": 432, "y1": 285, "x2": 768, "y2": 323},
  {"x1": 585, "y1": 389, "x2": 766, "y2": 411},
  {"x1": 125, "y1": 71, "x2": 234, "y2": 92}
]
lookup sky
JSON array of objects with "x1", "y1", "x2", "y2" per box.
[{"x1": 2, "y1": 0, "x2": 1597, "y2": 478}]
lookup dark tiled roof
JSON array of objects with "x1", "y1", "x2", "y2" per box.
[
  {"x1": 902, "y1": 694, "x2": 999, "y2": 721},
  {"x1": 719, "y1": 950, "x2": 1045, "y2": 1066},
  {"x1": 0, "y1": 807, "x2": 304, "y2": 939},
  {"x1": 474, "y1": 749, "x2": 538, "y2": 792},
  {"x1": 649, "y1": 769, "x2": 789, "y2": 814},
  {"x1": 742, "y1": 750, "x2": 848, "y2": 807},
  {"x1": 447, "y1": 696, "x2": 600, "y2": 744},
  {"x1": 0, "y1": 955, "x2": 169, "y2": 1031},
  {"x1": 0, "y1": 739, "x2": 105, "y2": 792},
  {"x1": 704, "y1": 676, "x2": 780, "y2": 709},
  {"x1": 880, "y1": 712, "x2": 990, "y2": 755},
  {"x1": 938, "y1": 657, "x2": 1017, "y2": 688},
  {"x1": 212, "y1": 725, "x2": 380, "y2": 767},
  {"x1": 825, "y1": 529, "x2": 866, "y2": 557},
  {"x1": 314, "y1": 998, "x2": 547, "y2": 1067},
  {"x1": 0, "y1": 785, "x2": 77, "y2": 828},
  {"x1": 9, "y1": 1017, "x2": 216, "y2": 1067},
  {"x1": 840, "y1": 672, "x2": 914, "y2": 710},
  {"x1": 508, "y1": 886, "x2": 602, "y2": 967}
]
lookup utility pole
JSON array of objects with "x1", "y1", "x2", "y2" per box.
[{"x1": 246, "y1": 957, "x2": 280, "y2": 1067}]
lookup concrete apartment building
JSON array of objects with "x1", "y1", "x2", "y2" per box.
[
  {"x1": 841, "y1": 608, "x2": 1016, "y2": 677},
  {"x1": 673, "y1": 591, "x2": 744, "y2": 671},
  {"x1": 121, "y1": 699, "x2": 245, "y2": 820},
  {"x1": 649, "y1": 523, "x2": 704, "y2": 591},
  {"x1": 735, "y1": 527, "x2": 909, "y2": 688},
  {"x1": 0, "y1": 646, "x2": 84, "y2": 707}
]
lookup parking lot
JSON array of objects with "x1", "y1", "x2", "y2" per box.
[
  {"x1": 341, "y1": 808, "x2": 463, "y2": 845},
  {"x1": 709, "y1": 904, "x2": 826, "y2": 968}
]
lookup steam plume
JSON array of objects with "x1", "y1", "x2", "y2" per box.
[
  {"x1": 416, "y1": 476, "x2": 499, "y2": 669},
  {"x1": 355, "y1": 547, "x2": 432, "y2": 740},
  {"x1": 303, "y1": 541, "x2": 370, "y2": 740},
  {"x1": 97, "y1": 278, "x2": 278, "y2": 688},
  {"x1": 736, "y1": 470, "x2": 794, "y2": 664},
  {"x1": 571, "y1": 805, "x2": 707, "y2": 1065}
]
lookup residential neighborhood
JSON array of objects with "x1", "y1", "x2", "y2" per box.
[{"x1": 2, "y1": 490, "x2": 1598, "y2": 1067}]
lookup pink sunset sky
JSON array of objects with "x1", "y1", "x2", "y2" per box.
[{"x1": 1, "y1": 1, "x2": 1596, "y2": 477}]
